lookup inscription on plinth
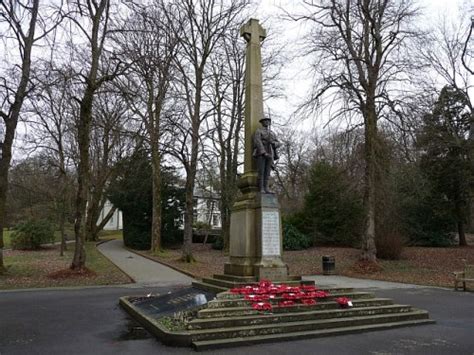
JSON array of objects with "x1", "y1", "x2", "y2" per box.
[{"x1": 261, "y1": 210, "x2": 281, "y2": 256}]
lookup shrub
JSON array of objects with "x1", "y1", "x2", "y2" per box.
[
  {"x1": 193, "y1": 221, "x2": 211, "y2": 231},
  {"x1": 375, "y1": 232, "x2": 405, "y2": 260},
  {"x1": 212, "y1": 235, "x2": 224, "y2": 250},
  {"x1": 301, "y1": 162, "x2": 364, "y2": 246},
  {"x1": 395, "y1": 165, "x2": 456, "y2": 247},
  {"x1": 108, "y1": 151, "x2": 185, "y2": 250},
  {"x1": 10, "y1": 219, "x2": 55, "y2": 250},
  {"x1": 122, "y1": 214, "x2": 151, "y2": 250},
  {"x1": 283, "y1": 220, "x2": 312, "y2": 250}
]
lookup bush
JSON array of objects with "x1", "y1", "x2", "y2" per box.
[
  {"x1": 122, "y1": 214, "x2": 151, "y2": 250},
  {"x1": 108, "y1": 151, "x2": 185, "y2": 250},
  {"x1": 375, "y1": 232, "x2": 405, "y2": 260},
  {"x1": 10, "y1": 219, "x2": 55, "y2": 250},
  {"x1": 193, "y1": 221, "x2": 211, "y2": 231},
  {"x1": 283, "y1": 220, "x2": 312, "y2": 250},
  {"x1": 300, "y1": 162, "x2": 364, "y2": 246},
  {"x1": 395, "y1": 165, "x2": 455, "y2": 247},
  {"x1": 212, "y1": 235, "x2": 224, "y2": 250}
]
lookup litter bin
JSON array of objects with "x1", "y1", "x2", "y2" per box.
[{"x1": 322, "y1": 255, "x2": 335, "y2": 275}]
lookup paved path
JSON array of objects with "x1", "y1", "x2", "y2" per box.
[
  {"x1": 303, "y1": 275, "x2": 432, "y2": 290},
  {"x1": 98, "y1": 238, "x2": 432, "y2": 290},
  {"x1": 97, "y1": 239, "x2": 194, "y2": 287}
]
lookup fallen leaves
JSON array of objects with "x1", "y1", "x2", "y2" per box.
[
  {"x1": 146, "y1": 243, "x2": 474, "y2": 288},
  {"x1": 1, "y1": 243, "x2": 131, "y2": 289}
]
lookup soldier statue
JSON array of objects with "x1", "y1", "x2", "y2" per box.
[{"x1": 253, "y1": 117, "x2": 280, "y2": 193}]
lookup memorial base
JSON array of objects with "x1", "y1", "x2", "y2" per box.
[{"x1": 224, "y1": 184, "x2": 288, "y2": 279}]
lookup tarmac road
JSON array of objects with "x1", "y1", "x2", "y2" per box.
[
  {"x1": 1, "y1": 240, "x2": 473, "y2": 354},
  {"x1": 1, "y1": 284, "x2": 473, "y2": 355}
]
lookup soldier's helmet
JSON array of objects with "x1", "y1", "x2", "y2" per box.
[{"x1": 259, "y1": 117, "x2": 271, "y2": 123}]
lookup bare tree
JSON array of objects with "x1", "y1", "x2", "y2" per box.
[
  {"x1": 165, "y1": 0, "x2": 248, "y2": 262},
  {"x1": 0, "y1": 0, "x2": 62, "y2": 271},
  {"x1": 115, "y1": 0, "x2": 181, "y2": 253},
  {"x1": 207, "y1": 26, "x2": 246, "y2": 252},
  {"x1": 65, "y1": 0, "x2": 125, "y2": 270},
  {"x1": 274, "y1": 129, "x2": 312, "y2": 214},
  {"x1": 461, "y1": 16, "x2": 473, "y2": 75},
  {"x1": 84, "y1": 90, "x2": 130, "y2": 242},
  {"x1": 27, "y1": 65, "x2": 76, "y2": 255},
  {"x1": 292, "y1": 0, "x2": 420, "y2": 261}
]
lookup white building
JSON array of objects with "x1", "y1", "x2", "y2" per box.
[
  {"x1": 98, "y1": 200, "x2": 123, "y2": 230},
  {"x1": 98, "y1": 191, "x2": 220, "y2": 232},
  {"x1": 193, "y1": 187, "x2": 221, "y2": 229}
]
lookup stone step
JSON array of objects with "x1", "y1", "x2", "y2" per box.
[
  {"x1": 198, "y1": 298, "x2": 394, "y2": 318},
  {"x1": 212, "y1": 274, "x2": 304, "y2": 282},
  {"x1": 192, "y1": 319, "x2": 436, "y2": 351},
  {"x1": 192, "y1": 281, "x2": 227, "y2": 294},
  {"x1": 201, "y1": 277, "x2": 314, "y2": 290},
  {"x1": 216, "y1": 287, "x2": 355, "y2": 300},
  {"x1": 187, "y1": 304, "x2": 413, "y2": 330},
  {"x1": 189, "y1": 310, "x2": 431, "y2": 341},
  {"x1": 212, "y1": 274, "x2": 257, "y2": 282},
  {"x1": 207, "y1": 291, "x2": 374, "y2": 309}
]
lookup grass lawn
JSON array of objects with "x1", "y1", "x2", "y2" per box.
[
  {"x1": 0, "y1": 241, "x2": 131, "y2": 290},
  {"x1": 98, "y1": 230, "x2": 123, "y2": 240},
  {"x1": 2, "y1": 228, "x2": 75, "y2": 249},
  {"x1": 2, "y1": 228, "x2": 122, "y2": 249},
  {"x1": 2, "y1": 229, "x2": 12, "y2": 248},
  {"x1": 142, "y1": 243, "x2": 474, "y2": 288}
]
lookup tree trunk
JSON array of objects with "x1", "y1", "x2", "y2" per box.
[
  {"x1": 71, "y1": 88, "x2": 94, "y2": 270},
  {"x1": 182, "y1": 172, "x2": 196, "y2": 262},
  {"x1": 0, "y1": 244, "x2": 4, "y2": 274},
  {"x1": 202, "y1": 200, "x2": 214, "y2": 245},
  {"x1": 458, "y1": 220, "x2": 467, "y2": 246},
  {"x1": 0, "y1": 0, "x2": 39, "y2": 272},
  {"x1": 0, "y1": 147, "x2": 13, "y2": 273},
  {"x1": 181, "y1": 70, "x2": 203, "y2": 263},
  {"x1": 94, "y1": 205, "x2": 117, "y2": 236},
  {"x1": 59, "y1": 198, "x2": 67, "y2": 256},
  {"x1": 85, "y1": 190, "x2": 109, "y2": 242},
  {"x1": 456, "y1": 197, "x2": 468, "y2": 246},
  {"x1": 85, "y1": 197, "x2": 99, "y2": 241},
  {"x1": 151, "y1": 147, "x2": 162, "y2": 253},
  {"x1": 219, "y1": 152, "x2": 229, "y2": 252},
  {"x1": 360, "y1": 100, "x2": 377, "y2": 262},
  {"x1": 221, "y1": 208, "x2": 230, "y2": 253}
]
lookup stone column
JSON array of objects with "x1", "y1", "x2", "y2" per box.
[{"x1": 224, "y1": 19, "x2": 288, "y2": 280}]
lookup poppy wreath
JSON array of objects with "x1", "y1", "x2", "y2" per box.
[
  {"x1": 335, "y1": 297, "x2": 353, "y2": 308},
  {"x1": 314, "y1": 290, "x2": 330, "y2": 298},
  {"x1": 245, "y1": 294, "x2": 270, "y2": 302},
  {"x1": 300, "y1": 284, "x2": 317, "y2": 292},
  {"x1": 278, "y1": 300, "x2": 295, "y2": 307},
  {"x1": 252, "y1": 302, "x2": 272, "y2": 311},
  {"x1": 229, "y1": 280, "x2": 332, "y2": 311}
]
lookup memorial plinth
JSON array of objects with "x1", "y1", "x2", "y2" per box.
[{"x1": 224, "y1": 192, "x2": 288, "y2": 280}]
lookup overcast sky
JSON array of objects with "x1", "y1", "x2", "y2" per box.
[
  {"x1": 6, "y1": 0, "x2": 473, "y2": 161},
  {"x1": 250, "y1": 0, "x2": 472, "y2": 133}
]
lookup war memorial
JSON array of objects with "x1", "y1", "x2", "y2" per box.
[{"x1": 119, "y1": 19, "x2": 434, "y2": 350}]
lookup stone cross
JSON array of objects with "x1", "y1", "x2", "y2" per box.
[
  {"x1": 240, "y1": 19, "x2": 266, "y2": 175},
  {"x1": 225, "y1": 18, "x2": 287, "y2": 280}
]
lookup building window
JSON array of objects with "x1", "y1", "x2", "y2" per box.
[{"x1": 212, "y1": 214, "x2": 219, "y2": 227}]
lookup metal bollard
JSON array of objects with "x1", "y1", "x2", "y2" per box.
[{"x1": 322, "y1": 255, "x2": 335, "y2": 275}]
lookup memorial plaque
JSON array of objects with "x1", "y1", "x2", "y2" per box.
[
  {"x1": 261, "y1": 210, "x2": 281, "y2": 256},
  {"x1": 127, "y1": 287, "x2": 215, "y2": 318}
]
